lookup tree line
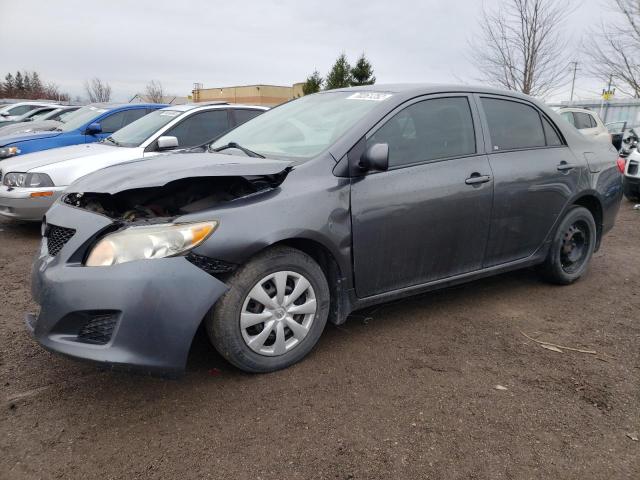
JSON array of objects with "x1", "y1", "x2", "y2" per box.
[
  {"x1": 1, "y1": 71, "x2": 70, "y2": 101},
  {"x1": 303, "y1": 53, "x2": 376, "y2": 95}
]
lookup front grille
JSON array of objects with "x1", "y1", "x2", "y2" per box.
[
  {"x1": 45, "y1": 224, "x2": 75, "y2": 256},
  {"x1": 77, "y1": 313, "x2": 118, "y2": 345},
  {"x1": 186, "y1": 252, "x2": 236, "y2": 276},
  {"x1": 628, "y1": 160, "x2": 639, "y2": 176}
]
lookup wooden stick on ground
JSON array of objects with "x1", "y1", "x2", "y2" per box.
[{"x1": 520, "y1": 331, "x2": 597, "y2": 355}]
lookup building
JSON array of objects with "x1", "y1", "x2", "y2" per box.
[{"x1": 192, "y1": 83, "x2": 304, "y2": 107}]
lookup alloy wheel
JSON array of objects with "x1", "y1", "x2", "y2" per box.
[{"x1": 240, "y1": 271, "x2": 317, "y2": 356}]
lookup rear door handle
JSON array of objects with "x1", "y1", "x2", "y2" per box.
[
  {"x1": 465, "y1": 174, "x2": 492, "y2": 185},
  {"x1": 557, "y1": 162, "x2": 577, "y2": 171}
]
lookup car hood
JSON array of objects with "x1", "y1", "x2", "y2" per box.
[
  {"x1": 0, "y1": 130, "x2": 62, "y2": 146},
  {"x1": 68, "y1": 152, "x2": 294, "y2": 194},
  {"x1": 0, "y1": 120, "x2": 61, "y2": 136},
  {"x1": 0, "y1": 143, "x2": 120, "y2": 173}
]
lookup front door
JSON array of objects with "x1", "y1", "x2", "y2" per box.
[{"x1": 350, "y1": 95, "x2": 494, "y2": 298}]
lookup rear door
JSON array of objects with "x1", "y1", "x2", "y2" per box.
[
  {"x1": 478, "y1": 95, "x2": 584, "y2": 267},
  {"x1": 350, "y1": 94, "x2": 494, "y2": 297}
]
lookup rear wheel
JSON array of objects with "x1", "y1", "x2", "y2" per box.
[
  {"x1": 206, "y1": 246, "x2": 329, "y2": 373},
  {"x1": 540, "y1": 206, "x2": 597, "y2": 285}
]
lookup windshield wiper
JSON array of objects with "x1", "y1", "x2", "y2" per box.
[
  {"x1": 212, "y1": 142, "x2": 264, "y2": 158},
  {"x1": 103, "y1": 136, "x2": 121, "y2": 146}
]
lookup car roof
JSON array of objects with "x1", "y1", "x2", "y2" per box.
[
  {"x1": 86, "y1": 103, "x2": 167, "y2": 110},
  {"x1": 556, "y1": 107, "x2": 598, "y2": 114},
  {"x1": 159, "y1": 103, "x2": 269, "y2": 112}
]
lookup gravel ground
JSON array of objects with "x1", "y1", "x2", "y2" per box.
[{"x1": 1, "y1": 202, "x2": 639, "y2": 479}]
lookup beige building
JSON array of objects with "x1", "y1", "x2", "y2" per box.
[{"x1": 192, "y1": 83, "x2": 305, "y2": 107}]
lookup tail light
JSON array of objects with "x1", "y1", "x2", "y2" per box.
[{"x1": 616, "y1": 157, "x2": 627, "y2": 173}]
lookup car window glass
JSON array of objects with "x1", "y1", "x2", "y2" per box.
[
  {"x1": 368, "y1": 97, "x2": 476, "y2": 167},
  {"x1": 121, "y1": 109, "x2": 148, "y2": 127},
  {"x1": 542, "y1": 116, "x2": 563, "y2": 146},
  {"x1": 164, "y1": 110, "x2": 229, "y2": 147},
  {"x1": 589, "y1": 115, "x2": 598, "y2": 128},
  {"x1": 573, "y1": 112, "x2": 593, "y2": 130},
  {"x1": 234, "y1": 109, "x2": 263, "y2": 126},
  {"x1": 481, "y1": 98, "x2": 546, "y2": 151},
  {"x1": 99, "y1": 111, "x2": 128, "y2": 133},
  {"x1": 561, "y1": 111, "x2": 576, "y2": 127},
  {"x1": 8, "y1": 105, "x2": 33, "y2": 116}
]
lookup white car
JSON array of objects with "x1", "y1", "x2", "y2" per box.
[
  {"x1": 557, "y1": 107, "x2": 612, "y2": 145},
  {"x1": 0, "y1": 102, "x2": 267, "y2": 221},
  {"x1": 0, "y1": 101, "x2": 61, "y2": 121}
]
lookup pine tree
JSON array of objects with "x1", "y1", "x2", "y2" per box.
[
  {"x1": 302, "y1": 70, "x2": 323, "y2": 95},
  {"x1": 31, "y1": 71, "x2": 43, "y2": 98},
  {"x1": 14, "y1": 71, "x2": 24, "y2": 94},
  {"x1": 3, "y1": 73, "x2": 14, "y2": 97},
  {"x1": 325, "y1": 54, "x2": 352, "y2": 90},
  {"x1": 350, "y1": 54, "x2": 376, "y2": 86},
  {"x1": 23, "y1": 72, "x2": 32, "y2": 98}
]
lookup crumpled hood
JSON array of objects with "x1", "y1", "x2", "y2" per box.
[
  {"x1": 0, "y1": 143, "x2": 119, "y2": 173},
  {"x1": 0, "y1": 130, "x2": 61, "y2": 146},
  {"x1": 67, "y1": 152, "x2": 294, "y2": 194}
]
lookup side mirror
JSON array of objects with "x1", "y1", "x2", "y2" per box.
[
  {"x1": 85, "y1": 122, "x2": 102, "y2": 135},
  {"x1": 359, "y1": 143, "x2": 389, "y2": 172},
  {"x1": 157, "y1": 135, "x2": 179, "y2": 150}
]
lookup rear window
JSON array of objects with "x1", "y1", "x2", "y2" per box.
[
  {"x1": 481, "y1": 98, "x2": 545, "y2": 151},
  {"x1": 574, "y1": 112, "x2": 594, "y2": 130}
]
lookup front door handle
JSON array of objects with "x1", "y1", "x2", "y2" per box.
[
  {"x1": 557, "y1": 161, "x2": 577, "y2": 171},
  {"x1": 465, "y1": 174, "x2": 492, "y2": 185}
]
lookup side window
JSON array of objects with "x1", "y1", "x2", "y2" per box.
[
  {"x1": 233, "y1": 109, "x2": 263, "y2": 126},
  {"x1": 368, "y1": 97, "x2": 476, "y2": 168},
  {"x1": 541, "y1": 116, "x2": 563, "y2": 146},
  {"x1": 121, "y1": 109, "x2": 148, "y2": 127},
  {"x1": 573, "y1": 112, "x2": 593, "y2": 130},
  {"x1": 561, "y1": 111, "x2": 576, "y2": 127},
  {"x1": 164, "y1": 110, "x2": 229, "y2": 147},
  {"x1": 99, "y1": 111, "x2": 128, "y2": 133},
  {"x1": 8, "y1": 105, "x2": 34, "y2": 116},
  {"x1": 588, "y1": 114, "x2": 598, "y2": 128},
  {"x1": 481, "y1": 97, "x2": 545, "y2": 151}
]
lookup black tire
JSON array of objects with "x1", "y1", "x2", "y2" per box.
[
  {"x1": 540, "y1": 206, "x2": 597, "y2": 285},
  {"x1": 206, "y1": 246, "x2": 330, "y2": 373},
  {"x1": 622, "y1": 178, "x2": 640, "y2": 202}
]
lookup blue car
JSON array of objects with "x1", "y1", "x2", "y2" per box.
[{"x1": 0, "y1": 103, "x2": 167, "y2": 160}]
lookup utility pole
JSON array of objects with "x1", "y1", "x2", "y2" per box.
[{"x1": 570, "y1": 61, "x2": 578, "y2": 101}]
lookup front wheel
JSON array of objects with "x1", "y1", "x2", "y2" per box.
[
  {"x1": 540, "y1": 206, "x2": 597, "y2": 285},
  {"x1": 206, "y1": 246, "x2": 330, "y2": 373}
]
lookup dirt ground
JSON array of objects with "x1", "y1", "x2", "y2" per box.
[{"x1": 1, "y1": 202, "x2": 639, "y2": 480}]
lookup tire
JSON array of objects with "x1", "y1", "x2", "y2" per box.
[
  {"x1": 206, "y1": 246, "x2": 330, "y2": 373},
  {"x1": 622, "y1": 178, "x2": 640, "y2": 202},
  {"x1": 540, "y1": 206, "x2": 597, "y2": 285}
]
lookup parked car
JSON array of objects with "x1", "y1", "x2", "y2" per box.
[
  {"x1": 557, "y1": 107, "x2": 612, "y2": 146},
  {"x1": 0, "y1": 103, "x2": 267, "y2": 221},
  {"x1": 0, "y1": 105, "x2": 61, "y2": 128},
  {"x1": 0, "y1": 101, "x2": 59, "y2": 121},
  {"x1": 26, "y1": 85, "x2": 622, "y2": 375},
  {"x1": 0, "y1": 103, "x2": 166, "y2": 160},
  {"x1": 0, "y1": 106, "x2": 81, "y2": 136},
  {"x1": 621, "y1": 147, "x2": 640, "y2": 201}
]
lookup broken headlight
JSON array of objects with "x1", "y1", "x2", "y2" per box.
[{"x1": 85, "y1": 221, "x2": 217, "y2": 267}]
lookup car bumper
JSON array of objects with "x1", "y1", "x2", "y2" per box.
[
  {"x1": 27, "y1": 202, "x2": 229, "y2": 375},
  {"x1": 0, "y1": 185, "x2": 65, "y2": 221}
]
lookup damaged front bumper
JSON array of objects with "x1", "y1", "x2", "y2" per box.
[{"x1": 27, "y1": 201, "x2": 229, "y2": 375}]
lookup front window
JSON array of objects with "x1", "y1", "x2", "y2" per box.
[
  {"x1": 107, "y1": 110, "x2": 182, "y2": 147},
  {"x1": 58, "y1": 105, "x2": 108, "y2": 132},
  {"x1": 210, "y1": 91, "x2": 391, "y2": 160}
]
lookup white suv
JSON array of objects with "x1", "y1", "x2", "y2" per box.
[
  {"x1": 0, "y1": 102, "x2": 267, "y2": 221},
  {"x1": 557, "y1": 107, "x2": 612, "y2": 145}
]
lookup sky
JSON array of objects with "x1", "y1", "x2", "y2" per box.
[{"x1": 0, "y1": 0, "x2": 620, "y2": 103}]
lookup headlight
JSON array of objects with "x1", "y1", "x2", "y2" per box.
[
  {"x1": 0, "y1": 146, "x2": 21, "y2": 159},
  {"x1": 85, "y1": 221, "x2": 217, "y2": 267},
  {"x1": 3, "y1": 172, "x2": 54, "y2": 188}
]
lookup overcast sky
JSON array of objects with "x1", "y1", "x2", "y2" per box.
[{"x1": 0, "y1": 0, "x2": 619, "y2": 102}]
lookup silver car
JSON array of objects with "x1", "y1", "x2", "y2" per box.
[{"x1": 0, "y1": 102, "x2": 267, "y2": 221}]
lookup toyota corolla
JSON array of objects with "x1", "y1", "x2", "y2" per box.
[{"x1": 27, "y1": 85, "x2": 622, "y2": 375}]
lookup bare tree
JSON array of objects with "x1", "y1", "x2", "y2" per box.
[
  {"x1": 84, "y1": 78, "x2": 112, "y2": 102},
  {"x1": 585, "y1": 1, "x2": 640, "y2": 97},
  {"x1": 470, "y1": 0, "x2": 573, "y2": 97},
  {"x1": 144, "y1": 80, "x2": 165, "y2": 103}
]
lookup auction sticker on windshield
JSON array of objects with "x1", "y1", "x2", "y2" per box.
[{"x1": 346, "y1": 92, "x2": 393, "y2": 101}]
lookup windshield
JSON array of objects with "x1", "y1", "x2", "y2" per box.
[
  {"x1": 210, "y1": 91, "x2": 391, "y2": 159},
  {"x1": 59, "y1": 105, "x2": 108, "y2": 132},
  {"x1": 107, "y1": 109, "x2": 182, "y2": 147}
]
